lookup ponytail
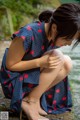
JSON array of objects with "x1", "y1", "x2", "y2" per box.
[{"x1": 38, "y1": 10, "x2": 54, "y2": 23}]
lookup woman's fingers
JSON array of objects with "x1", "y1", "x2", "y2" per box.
[
  {"x1": 40, "y1": 50, "x2": 64, "y2": 69},
  {"x1": 46, "y1": 55, "x2": 64, "y2": 69},
  {"x1": 48, "y1": 58, "x2": 61, "y2": 64},
  {"x1": 48, "y1": 56, "x2": 61, "y2": 61},
  {"x1": 48, "y1": 61, "x2": 62, "y2": 69},
  {"x1": 49, "y1": 61, "x2": 62, "y2": 66}
]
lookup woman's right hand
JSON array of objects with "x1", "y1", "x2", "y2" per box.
[{"x1": 38, "y1": 52, "x2": 64, "y2": 69}]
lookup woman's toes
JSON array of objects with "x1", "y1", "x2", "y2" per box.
[
  {"x1": 38, "y1": 115, "x2": 49, "y2": 120},
  {"x1": 37, "y1": 101, "x2": 47, "y2": 115},
  {"x1": 39, "y1": 108, "x2": 47, "y2": 115}
]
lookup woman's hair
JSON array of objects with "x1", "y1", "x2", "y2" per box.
[{"x1": 39, "y1": 3, "x2": 80, "y2": 48}]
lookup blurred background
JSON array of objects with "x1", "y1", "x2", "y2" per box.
[
  {"x1": 0, "y1": 0, "x2": 80, "y2": 120},
  {"x1": 0, "y1": 0, "x2": 80, "y2": 40}
]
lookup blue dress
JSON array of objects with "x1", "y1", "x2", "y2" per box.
[{"x1": 0, "y1": 21, "x2": 72, "y2": 114}]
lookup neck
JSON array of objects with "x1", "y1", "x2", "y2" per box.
[{"x1": 44, "y1": 23, "x2": 52, "y2": 42}]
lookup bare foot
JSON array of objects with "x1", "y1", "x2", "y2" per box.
[
  {"x1": 23, "y1": 98, "x2": 47, "y2": 116},
  {"x1": 37, "y1": 100, "x2": 47, "y2": 116},
  {"x1": 21, "y1": 100, "x2": 48, "y2": 120},
  {"x1": 38, "y1": 116, "x2": 49, "y2": 120}
]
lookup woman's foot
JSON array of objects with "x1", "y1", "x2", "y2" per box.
[
  {"x1": 23, "y1": 98, "x2": 47, "y2": 116},
  {"x1": 37, "y1": 100, "x2": 47, "y2": 116},
  {"x1": 21, "y1": 100, "x2": 48, "y2": 120}
]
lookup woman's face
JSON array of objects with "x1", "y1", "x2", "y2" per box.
[
  {"x1": 54, "y1": 32, "x2": 80, "y2": 47},
  {"x1": 55, "y1": 37, "x2": 73, "y2": 47},
  {"x1": 51, "y1": 24, "x2": 80, "y2": 47}
]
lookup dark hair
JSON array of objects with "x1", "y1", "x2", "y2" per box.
[{"x1": 39, "y1": 3, "x2": 80, "y2": 48}]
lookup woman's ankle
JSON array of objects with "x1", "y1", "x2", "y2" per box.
[{"x1": 23, "y1": 96, "x2": 39, "y2": 103}]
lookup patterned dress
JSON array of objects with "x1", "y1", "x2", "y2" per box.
[{"x1": 0, "y1": 21, "x2": 72, "y2": 114}]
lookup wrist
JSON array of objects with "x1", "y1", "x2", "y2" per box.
[{"x1": 36, "y1": 58, "x2": 41, "y2": 68}]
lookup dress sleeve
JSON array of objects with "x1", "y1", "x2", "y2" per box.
[{"x1": 11, "y1": 27, "x2": 32, "y2": 52}]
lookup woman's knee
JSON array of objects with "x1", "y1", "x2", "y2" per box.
[
  {"x1": 63, "y1": 55, "x2": 73, "y2": 73},
  {"x1": 50, "y1": 49, "x2": 72, "y2": 73},
  {"x1": 51, "y1": 49, "x2": 65, "y2": 65},
  {"x1": 43, "y1": 49, "x2": 72, "y2": 71}
]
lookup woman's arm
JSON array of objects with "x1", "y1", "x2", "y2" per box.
[
  {"x1": 6, "y1": 37, "x2": 62, "y2": 71},
  {"x1": 6, "y1": 37, "x2": 41, "y2": 71}
]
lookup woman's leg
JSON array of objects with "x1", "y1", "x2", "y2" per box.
[
  {"x1": 21, "y1": 50, "x2": 72, "y2": 120},
  {"x1": 21, "y1": 64, "x2": 62, "y2": 120},
  {"x1": 35, "y1": 55, "x2": 72, "y2": 115},
  {"x1": 27, "y1": 51, "x2": 72, "y2": 100},
  {"x1": 47, "y1": 55, "x2": 72, "y2": 89}
]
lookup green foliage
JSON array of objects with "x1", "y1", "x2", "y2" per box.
[
  {"x1": 27, "y1": 0, "x2": 43, "y2": 6},
  {"x1": 0, "y1": 0, "x2": 61, "y2": 40},
  {"x1": 0, "y1": 0, "x2": 40, "y2": 16},
  {"x1": 0, "y1": 0, "x2": 42, "y2": 40}
]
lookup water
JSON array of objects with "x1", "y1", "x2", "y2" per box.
[{"x1": 59, "y1": 45, "x2": 80, "y2": 120}]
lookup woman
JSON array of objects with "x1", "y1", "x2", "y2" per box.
[{"x1": 0, "y1": 3, "x2": 80, "y2": 120}]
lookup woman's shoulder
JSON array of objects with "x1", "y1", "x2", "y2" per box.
[
  {"x1": 11, "y1": 21, "x2": 44, "y2": 41},
  {"x1": 24, "y1": 21, "x2": 44, "y2": 32}
]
